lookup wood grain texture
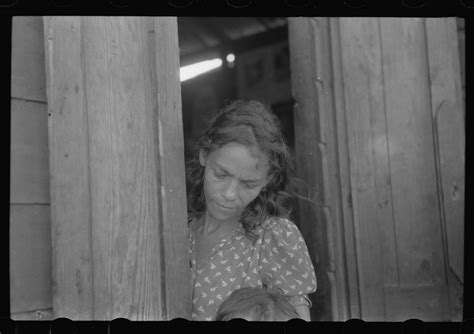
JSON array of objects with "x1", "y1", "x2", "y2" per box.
[
  {"x1": 288, "y1": 17, "x2": 353, "y2": 321},
  {"x1": 425, "y1": 18, "x2": 465, "y2": 321},
  {"x1": 43, "y1": 16, "x2": 94, "y2": 320},
  {"x1": 153, "y1": 17, "x2": 191, "y2": 319},
  {"x1": 380, "y1": 18, "x2": 446, "y2": 287},
  {"x1": 425, "y1": 17, "x2": 465, "y2": 284},
  {"x1": 44, "y1": 16, "x2": 188, "y2": 320},
  {"x1": 12, "y1": 17, "x2": 47, "y2": 102},
  {"x1": 288, "y1": 17, "x2": 332, "y2": 321},
  {"x1": 456, "y1": 18, "x2": 465, "y2": 102},
  {"x1": 339, "y1": 17, "x2": 386, "y2": 321},
  {"x1": 10, "y1": 205, "x2": 52, "y2": 313},
  {"x1": 384, "y1": 285, "x2": 449, "y2": 321},
  {"x1": 328, "y1": 17, "x2": 361, "y2": 319},
  {"x1": 10, "y1": 99, "x2": 50, "y2": 204},
  {"x1": 81, "y1": 16, "x2": 164, "y2": 321},
  {"x1": 10, "y1": 308, "x2": 54, "y2": 321},
  {"x1": 288, "y1": 17, "x2": 463, "y2": 321},
  {"x1": 305, "y1": 17, "x2": 351, "y2": 322}
]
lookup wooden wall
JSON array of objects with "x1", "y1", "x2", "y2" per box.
[
  {"x1": 43, "y1": 16, "x2": 189, "y2": 320},
  {"x1": 289, "y1": 17, "x2": 464, "y2": 321},
  {"x1": 10, "y1": 16, "x2": 190, "y2": 320},
  {"x1": 10, "y1": 16, "x2": 53, "y2": 320}
]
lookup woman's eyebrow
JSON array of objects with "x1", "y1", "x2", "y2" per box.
[
  {"x1": 213, "y1": 162, "x2": 262, "y2": 183},
  {"x1": 212, "y1": 163, "x2": 231, "y2": 175}
]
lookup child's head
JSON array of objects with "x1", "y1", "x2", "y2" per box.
[
  {"x1": 187, "y1": 100, "x2": 293, "y2": 237},
  {"x1": 214, "y1": 287, "x2": 301, "y2": 321}
]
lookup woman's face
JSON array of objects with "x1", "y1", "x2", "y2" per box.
[{"x1": 200, "y1": 142, "x2": 270, "y2": 221}]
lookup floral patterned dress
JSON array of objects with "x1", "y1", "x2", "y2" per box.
[{"x1": 189, "y1": 217, "x2": 317, "y2": 321}]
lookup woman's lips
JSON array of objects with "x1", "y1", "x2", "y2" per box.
[{"x1": 215, "y1": 202, "x2": 234, "y2": 210}]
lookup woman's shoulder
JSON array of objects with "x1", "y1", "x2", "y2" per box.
[{"x1": 258, "y1": 216, "x2": 302, "y2": 237}]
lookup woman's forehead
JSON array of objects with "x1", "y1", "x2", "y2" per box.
[{"x1": 209, "y1": 143, "x2": 269, "y2": 177}]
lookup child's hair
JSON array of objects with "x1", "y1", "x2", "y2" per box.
[
  {"x1": 186, "y1": 99, "x2": 294, "y2": 240},
  {"x1": 214, "y1": 287, "x2": 301, "y2": 321}
]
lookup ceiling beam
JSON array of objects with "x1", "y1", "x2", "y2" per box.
[{"x1": 179, "y1": 25, "x2": 288, "y2": 66}]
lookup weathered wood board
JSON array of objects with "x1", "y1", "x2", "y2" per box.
[
  {"x1": 43, "y1": 16, "x2": 189, "y2": 320},
  {"x1": 12, "y1": 16, "x2": 47, "y2": 102},
  {"x1": 10, "y1": 205, "x2": 52, "y2": 313},
  {"x1": 10, "y1": 16, "x2": 52, "y2": 319},
  {"x1": 288, "y1": 17, "x2": 464, "y2": 321},
  {"x1": 10, "y1": 99, "x2": 49, "y2": 204}
]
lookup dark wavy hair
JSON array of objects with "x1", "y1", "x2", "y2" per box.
[
  {"x1": 186, "y1": 100, "x2": 294, "y2": 240},
  {"x1": 214, "y1": 287, "x2": 301, "y2": 321}
]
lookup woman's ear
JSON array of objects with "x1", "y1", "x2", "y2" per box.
[{"x1": 199, "y1": 149, "x2": 206, "y2": 167}]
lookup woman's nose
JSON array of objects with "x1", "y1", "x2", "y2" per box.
[{"x1": 222, "y1": 180, "x2": 238, "y2": 201}]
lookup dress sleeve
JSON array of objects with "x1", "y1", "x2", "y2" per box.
[{"x1": 258, "y1": 218, "x2": 317, "y2": 304}]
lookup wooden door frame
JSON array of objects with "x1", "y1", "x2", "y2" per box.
[
  {"x1": 288, "y1": 17, "x2": 464, "y2": 321},
  {"x1": 288, "y1": 17, "x2": 358, "y2": 321},
  {"x1": 43, "y1": 16, "x2": 190, "y2": 320}
]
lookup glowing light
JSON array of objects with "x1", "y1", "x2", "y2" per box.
[
  {"x1": 180, "y1": 58, "x2": 223, "y2": 82},
  {"x1": 226, "y1": 53, "x2": 235, "y2": 63}
]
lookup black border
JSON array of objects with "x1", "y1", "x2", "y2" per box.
[{"x1": 2, "y1": 1, "x2": 472, "y2": 333}]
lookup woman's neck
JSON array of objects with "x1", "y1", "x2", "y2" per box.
[{"x1": 200, "y1": 211, "x2": 240, "y2": 235}]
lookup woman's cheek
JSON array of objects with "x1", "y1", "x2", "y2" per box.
[{"x1": 242, "y1": 188, "x2": 262, "y2": 206}]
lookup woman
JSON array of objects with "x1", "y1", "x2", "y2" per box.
[{"x1": 187, "y1": 100, "x2": 317, "y2": 321}]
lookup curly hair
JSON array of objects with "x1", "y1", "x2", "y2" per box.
[
  {"x1": 214, "y1": 287, "x2": 301, "y2": 321},
  {"x1": 186, "y1": 100, "x2": 295, "y2": 240}
]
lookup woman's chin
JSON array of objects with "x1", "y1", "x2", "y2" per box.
[{"x1": 209, "y1": 203, "x2": 241, "y2": 220}]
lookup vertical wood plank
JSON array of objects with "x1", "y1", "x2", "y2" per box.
[
  {"x1": 10, "y1": 308, "x2": 54, "y2": 320},
  {"x1": 288, "y1": 16, "x2": 462, "y2": 321},
  {"x1": 12, "y1": 17, "x2": 47, "y2": 102},
  {"x1": 10, "y1": 100, "x2": 50, "y2": 204},
  {"x1": 380, "y1": 18, "x2": 447, "y2": 287},
  {"x1": 10, "y1": 16, "x2": 53, "y2": 318},
  {"x1": 288, "y1": 17, "x2": 333, "y2": 321},
  {"x1": 362, "y1": 19, "x2": 399, "y2": 290},
  {"x1": 44, "y1": 16, "x2": 188, "y2": 320},
  {"x1": 328, "y1": 17, "x2": 361, "y2": 319},
  {"x1": 81, "y1": 17, "x2": 164, "y2": 320},
  {"x1": 339, "y1": 17, "x2": 386, "y2": 320},
  {"x1": 289, "y1": 17, "x2": 354, "y2": 321},
  {"x1": 43, "y1": 16, "x2": 94, "y2": 320},
  {"x1": 153, "y1": 17, "x2": 191, "y2": 319},
  {"x1": 425, "y1": 17, "x2": 465, "y2": 321},
  {"x1": 10, "y1": 205, "x2": 52, "y2": 313},
  {"x1": 304, "y1": 17, "x2": 351, "y2": 322}
]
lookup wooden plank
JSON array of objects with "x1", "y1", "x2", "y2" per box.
[
  {"x1": 80, "y1": 16, "x2": 165, "y2": 321},
  {"x1": 456, "y1": 18, "x2": 465, "y2": 101},
  {"x1": 10, "y1": 99, "x2": 49, "y2": 204},
  {"x1": 338, "y1": 17, "x2": 386, "y2": 320},
  {"x1": 43, "y1": 16, "x2": 94, "y2": 320},
  {"x1": 44, "y1": 16, "x2": 189, "y2": 320},
  {"x1": 12, "y1": 17, "x2": 47, "y2": 102},
  {"x1": 328, "y1": 17, "x2": 361, "y2": 319},
  {"x1": 154, "y1": 17, "x2": 191, "y2": 319},
  {"x1": 379, "y1": 18, "x2": 447, "y2": 287},
  {"x1": 288, "y1": 17, "x2": 333, "y2": 321},
  {"x1": 359, "y1": 18, "x2": 399, "y2": 289},
  {"x1": 287, "y1": 17, "x2": 319, "y2": 263},
  {"x1": 306, "y1": 17, "x2": 351, "y2": 322},
  {"x1": 425, "y1": 18, "x2": 465, "y2": 321},
  {"x1": 425, "y1": 17, "x2": 465, "y2": 285},
  {"x1": 10, "y1": 308, "x2": 54, "y2": 320},
  {"x1": 10, "y1": 205, "x2": 52, "y2": 313},
  {"x1": 384, "y1": 285, "x2": 449, "y2": 321}
]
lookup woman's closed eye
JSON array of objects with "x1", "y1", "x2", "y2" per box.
[
  {"x1": 212, "y1": 169, "x2": 229, "y2": 179},
  {"x1": 241, "y1": 181, "x2": 258, "y2": 189}
]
